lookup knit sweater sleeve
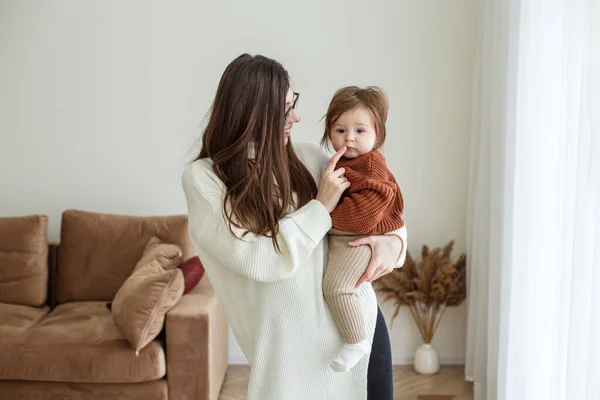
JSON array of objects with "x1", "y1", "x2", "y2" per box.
[
  {"x1": 331, "y1": 180, "x2": 397, "y2": 234},
  {"x1": 384, "y1": 225, "x2": 408, "y2": 268},
  {"x1": 182, "y1": 160, "x2": 332, "y2": 283},
  {"x1": 331, "y1": 152, "x2": 404, "y2": 235}
]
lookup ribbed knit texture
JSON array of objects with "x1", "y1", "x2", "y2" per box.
[
  {"x1": 324, "y1": 151, "x2": 405, "y2": 347},
  {"x1": 182, "y1": 142, "x2": 394, "y2": 400},
  {"x1": 332, "y1": 151, "x2": 404, "y2": 235},
  {"x1": 324, "y1": 229, "x2": 372, "y2": 344}
]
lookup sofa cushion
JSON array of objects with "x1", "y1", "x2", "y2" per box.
[
  {"x1": 0, "y1": 215, "x2": 48, "y2": 306},
  {"x1": 56, "y1": 210, "x2": 190, "y2": 303},
  {"x1": 180, "y1": 256, "x2": 205, "y2": 293},
  {"x1": 0, "y1": 380, "x2": 168, "y2": 400},
  {"x1": 0, "y1": 302, "x2": 50, "y2": 348},
  {"x1": 0, "y1": 301, "x2": 166, "y2": 383},
  {"x1": 112, "y1": 237, "x2": 184, "y2": 353},
  {"x1": 134, "y1": 236, "x2": 183, "y2": 272},
  {"x1": 0, "y1": 303, "x2": 50, "y2": 381}
]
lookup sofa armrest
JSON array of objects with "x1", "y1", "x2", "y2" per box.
[{"x1": 166, "y1": 277, "x2": 229, "y2": 400}]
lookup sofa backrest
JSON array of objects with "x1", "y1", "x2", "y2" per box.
[
  {"x1": 55, "y1": 210, "x2": 191, "y2": 303},
  {"x1": 0, "y1": 215, "x2": 49, "y2": 306}
]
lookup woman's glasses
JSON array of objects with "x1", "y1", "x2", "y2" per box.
[{"x1": 284, "y1": 92, "x2": 300, "y2": 125}]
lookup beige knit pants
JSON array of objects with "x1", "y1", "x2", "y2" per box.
[{"x1": 323, "y1": 229, "x2": 372, "y2": 344}]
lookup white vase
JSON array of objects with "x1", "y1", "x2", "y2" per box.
[{"x1": 414, "y1": 343, "x2": 440, "y2": 375}]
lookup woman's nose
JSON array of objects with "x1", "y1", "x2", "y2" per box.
[{"x1": 292, "y1": 109, "x2": 301, "y2": 123}]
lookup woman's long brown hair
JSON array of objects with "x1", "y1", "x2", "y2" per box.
[{"x1": 197, "y1": 54, "x2": 317, "y2": 252}]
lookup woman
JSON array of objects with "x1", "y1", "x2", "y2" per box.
[{"x1": 182, "y1": 54, "x2": 405, "y2": 400}]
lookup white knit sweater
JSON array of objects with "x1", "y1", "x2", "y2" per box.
[{"x1": 182, "y1": 142, "x2": 407, "y2": 400}]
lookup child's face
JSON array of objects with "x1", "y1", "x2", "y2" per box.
[{"x1": 330, "y1": 107, "x2": 377, "y2": 158}]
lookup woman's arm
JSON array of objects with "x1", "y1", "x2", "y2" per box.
[
  {"x1": 182, "y1": 146, "x2": 349, "y2": 284},
  {"x1": 183, "y1": 162, "x2": 332, "y2": 283},
  {"x1": 349, "y1": 224, "x2": 408, "y2": 287}
]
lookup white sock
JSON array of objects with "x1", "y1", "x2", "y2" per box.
[{"x1": 330, "y1": 339, "x2": 370, "y2": 372}]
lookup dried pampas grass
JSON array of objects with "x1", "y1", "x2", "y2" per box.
[{"x1": 373, "y1": 240, "x2": 466, "y2": 343}]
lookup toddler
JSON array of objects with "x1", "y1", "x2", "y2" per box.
[{"x1": 321, "y1": 86, "x2": 406, "y2": 372}]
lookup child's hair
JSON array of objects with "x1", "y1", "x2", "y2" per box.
[{"x1": 320, "y1": 86, "x2": 389, "y2": 151}]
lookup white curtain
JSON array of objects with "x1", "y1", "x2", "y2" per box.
[{"x1": 465, "y1": 0, "x2": 600, "y2": 399}]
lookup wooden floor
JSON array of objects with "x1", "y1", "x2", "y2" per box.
[{"x1": 219, "y1": 365, "x2": 473, "y2": 400}]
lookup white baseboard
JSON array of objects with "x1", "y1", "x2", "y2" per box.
[
  {"x1": 392, "y1": 355, "x2": 465, "y2": 365},
  {"x1": 228, "y1": 355, "x2": 249, "y2": 365},
  {"x1": 228, "y1": 355, "x2": 465, "y2": 365}
]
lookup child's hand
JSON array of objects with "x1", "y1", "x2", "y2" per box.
[
  {"x1": 350, "y1": 234, "x2": 403, "y2": 287},
  {"x1": 316, "y1": 147, "x2": 351, "y2": 213}
]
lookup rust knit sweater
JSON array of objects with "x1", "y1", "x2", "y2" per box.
[{"x1": 331, "y1": 151, "x2": 404, "y2": 235}]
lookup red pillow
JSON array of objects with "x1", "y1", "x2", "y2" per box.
[{"x1": 179, "y1": 256, "x2": 205, "y2": 293}]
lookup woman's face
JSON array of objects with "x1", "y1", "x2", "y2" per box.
[{"x1": 284, "y1": 87, "x2": 300, "y2": 146}]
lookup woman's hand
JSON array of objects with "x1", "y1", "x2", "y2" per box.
[
  {"x1": 316, "y1": 147, "x2": 351, "y2": 213},
  {"x1": 350, "y1": 234, "x2": 404, "y2": 287}
]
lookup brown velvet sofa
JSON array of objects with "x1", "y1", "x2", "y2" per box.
[{"x1": 0, "y1": 211, "x2": 228, "y2": 400}]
